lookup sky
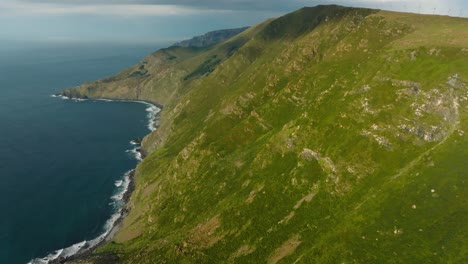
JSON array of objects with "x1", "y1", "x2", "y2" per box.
[{"x1": 0, "y1": 0, "x2": 467, "y2": 44}]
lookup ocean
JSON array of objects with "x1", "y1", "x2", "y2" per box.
[{"x1": 0, "y1": 42, "x2": 164, "y2": 263}]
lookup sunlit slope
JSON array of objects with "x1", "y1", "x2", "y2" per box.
[{"x1": 66, "y1": 5, "x2": 467, "y2": 264}]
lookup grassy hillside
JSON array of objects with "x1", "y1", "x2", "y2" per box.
[{"x1": 65, "y1": 5, "x2": 468, "y2": 263}]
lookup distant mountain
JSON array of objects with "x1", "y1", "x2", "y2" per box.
[
  {"x1": 171, "y1": 27, "x2": 249, "y2": 48},
  {"x1": 63, "y1": 5, "x2": 467, "y2": 264}
]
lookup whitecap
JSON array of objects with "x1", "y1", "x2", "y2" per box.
[
  {"x1": 114, "y1": 180, "x2": 123, "y2": 187},
  {"x1": 126, "y1": 148, "x2": 142, "y2": 161},
  {"x1": 144, "y1": 105, "x2": 161, "y2": 131},
  {"x1": 50, "y1": 94, "x2": 70, "y2": 100},
  {"x1": 72, "y1": 98, "x2": 87, "y2": 102},
  {"x1": 111, "y1": 192, "x2": 124, "y2": 201},
  {"x1": 111, "y1": 171, "x2": 131, "y2": 203},
  {"x1": 60, "y1": 240, "x2": 87, "y2": 258}
]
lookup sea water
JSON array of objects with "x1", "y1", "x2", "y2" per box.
[{"x1": 0, "y1": 42, "x2": 164, "y2": 263}]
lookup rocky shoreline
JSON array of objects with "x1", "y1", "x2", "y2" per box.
[
  {"x1": 48, "y1": 170, "x2": 135, "y2": 264},
  {"x1": 57, "y1": 91, "x2": 165, "y2": 110}
]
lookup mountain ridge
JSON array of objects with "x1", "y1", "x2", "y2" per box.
[
  {"x1": 171, "y1": 27, "x2": 249, "y2": 48},
  {"x1": 62, "y1": 5, "x2": 467, "y2": 263}
]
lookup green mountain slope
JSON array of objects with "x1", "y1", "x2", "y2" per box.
[{"x1": 64, "y1": 5, "x2": 468, "y2": 263}]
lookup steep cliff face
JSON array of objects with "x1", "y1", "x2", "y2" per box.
[{"x1": 65, "y1": 5, "x2": 468, "y2": 263}]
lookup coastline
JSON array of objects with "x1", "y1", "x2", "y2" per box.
[
  {"x1": 51, "y1": 94, "x2": 162, "y2": 133},
  {"x1": 48, "y1": 169, "x2": 135, "y2": 264},
  {"x1": 52, "y1": 93, "x2": 164, "y2": 110},
  {"x1": 31, "y1": 95, "x2": 161, "y2": 264}
]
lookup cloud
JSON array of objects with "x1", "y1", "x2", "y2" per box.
[
  {"x1": 339, "y1": 0, "x2": 466, "y2": 16},
  {"x1": 0, "y1": 0, "x2": 314, "y2": 15},
  {"x1": 14, "y1": 0, "x2": 303, "y2": 8},
  {"x1": 1, "y1": 0, "x2": 465, "y2": 43},
  {"x1": 2, "y1": 0, "x2": 466, "y2": 16},
  {"x1": 0, "y1": 1, "x2": 234, "y2": 16},
  {"x1": 54, "y1": 5, "x2": 216, "y2": 16}
]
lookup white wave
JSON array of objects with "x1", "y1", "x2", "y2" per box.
[
  {"x1": 126, "y1": 147, "x2": 142, "y2": 161},
  {"x1": 50, "y1": 94, "x2": 71, "y2": 100},
  {"x1": 50, "y1": 94, "x2": 87, "y2": 102},
  {"x1": 111, "y1": 171, "x2": 131, "y2": 203},
  {"x1": 114, "y1": 180, "x2": 123, "y2": 187},
  {"x1": 72, "y1": 98, "x2": 87, "y2": 102},
  {"x1": 145, "y1": 105, "x2": 161, "y2": 131},
  {"x1": 130, "y1": 140, "x2": 139, "y2": 145},
  {"x1": 60, "y1": 240, "x2": 87, "y2": 258},
  {"x1": 51, "y1": 94, "x2": 89, "y2": 102},
  {"x1": 111, "y1": 192, "x2": 124, "y2": 201}
]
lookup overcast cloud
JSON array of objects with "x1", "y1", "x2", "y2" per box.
[
  {"x1": 5, "y1": 0, "x2": 310, "y2": 11},
  {"x1": 1, "y1": 0, "x2": 466, "y2": 43},
  {"x1": 3, "y1": 0, "x2": 466, "y2": 14}
]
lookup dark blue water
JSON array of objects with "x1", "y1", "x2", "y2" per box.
[{"x1": 0, "y1": 42, "x2": 163, "y2": 263}]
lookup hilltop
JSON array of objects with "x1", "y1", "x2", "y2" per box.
[{"x1": 63, "y1": 5, "x2": 468, "y2": 263}]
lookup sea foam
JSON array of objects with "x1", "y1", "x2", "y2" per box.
[
  {"x1": 114, "y1": 180, "x2": 123, "y2": 187},
  {"x1": 126, "y1": 147, "x2": 142, "y2": 161},
  {"x1": 145, "y1": 104, "x2": 161, "y2": 131}
]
